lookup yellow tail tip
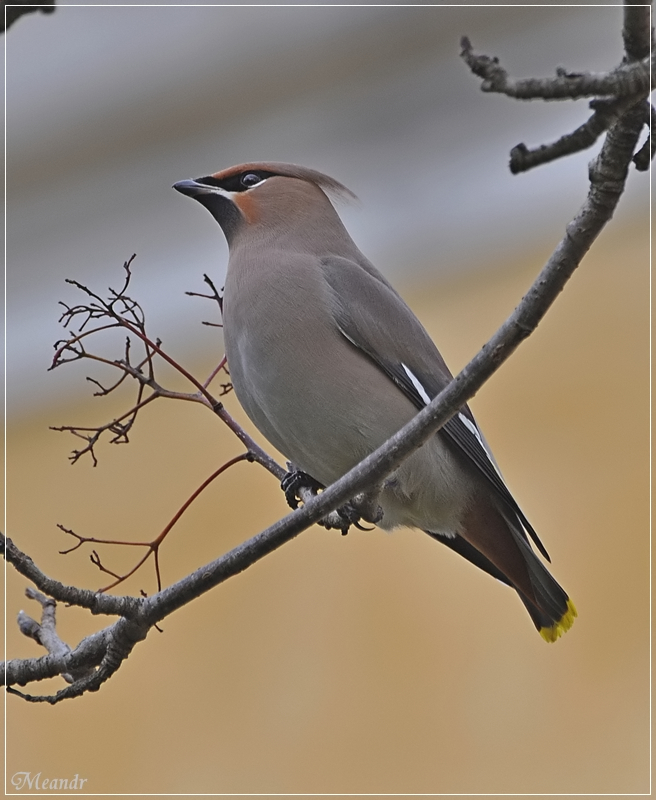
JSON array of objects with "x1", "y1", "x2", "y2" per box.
[{"x1": 539, "y1": 598, "x2": 578, "y2": 643}]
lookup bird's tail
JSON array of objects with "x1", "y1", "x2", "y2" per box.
[
  {"x1": 508, "y1": 526, "x2": 577, "y2": 642},
  {"x1": 427, "y1": 501, "x2": 577, "y2": 642}
]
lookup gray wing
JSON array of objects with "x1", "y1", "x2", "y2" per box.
[{"x1": 320, "y1": 255, "x2": 550, "y2": 560}]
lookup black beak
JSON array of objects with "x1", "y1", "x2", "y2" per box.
[
  {"x1": 172, "y1": 176, "x2": 240, "y2": 237},
  {"x1": 173, "y1": 179, "x2": 206, "y2": 197}
]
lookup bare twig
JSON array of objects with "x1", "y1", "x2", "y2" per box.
[
  {"x1": 17, "y1": 589, "x2": 95, "y2": 683},
  {"x1": 185, "y1": 272, "x2": 224, "y2": 317},
  {"x1": 462, "y1": 9, "x2": 652, "y2": 174},
  {"x1": 50, "y1": 392, "x2": 159, "y2": 466},
  {"x1": 52, "y1": 454, "x2": 252, "y2": 594},
  {"x1": 50, "y1": 261, "x2": 260, "y2": 483},
  {"x1": 460, "y1": 36, "x2": 651, "y2": 100},
  {"x1": 2, "y1": 534, "x2": 139, "y2": 617},
  {"x1": 509, "y1": 95, "x2": 642, "y2": 173},
  {"x1": 54, "y1": 257, "x2": 218, "y2": 408},
  {"x1": 203, "y1": 355, "x2": 232, "y2": 395},
  {"x1": 57, "y1": 524, "x2": 154, "y2": 556}
]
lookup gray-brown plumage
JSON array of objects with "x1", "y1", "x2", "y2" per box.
[{"x1": 174, "y1": 161, "x2": 576, "y2": 641}]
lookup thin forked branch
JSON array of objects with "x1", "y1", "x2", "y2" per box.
[
  {"x1": 56, "y1": 452, "x2": 252, "y2": 593},
  {"x1": 461, "y1": 25, "x2": 653, "y2": 173}
]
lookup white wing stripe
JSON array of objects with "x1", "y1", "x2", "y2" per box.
[
  {"x1": 401, "y1": 363, "x2": 431, "y2": 405},
  {"x1": 399, "y1": 365, "x2": 503, "y2": 480},
  {"x1": 457, "y1": 412, "x2": 503, "y2": 477}
]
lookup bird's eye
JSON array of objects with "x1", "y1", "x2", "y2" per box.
[{"x1": 240, "y1": 172, "x2": 264, "y2": 188}]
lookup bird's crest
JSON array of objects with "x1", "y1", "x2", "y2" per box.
[{"x1": 209, "y1": 162, "x2": 358, "y2": 204}]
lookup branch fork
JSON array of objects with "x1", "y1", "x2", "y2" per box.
[{"x1": 460, "y1": 23, "x2": 653, "y2": 174}]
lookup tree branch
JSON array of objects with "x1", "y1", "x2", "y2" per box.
[
  {"x1": 622, "y1": 0, "x2": 653, "y2": 61},
  {"x1": 509, "y1": 95, "x2": 641, "y2": 174},
  {"x1": 460, "y1": 36, "x2": 651, "y2": 100},
  {"x1": 6, "y1": 616, "x2": 148, "y2": 703},
  {"x1": 2, "y1": 535, "x2": 140, "y2": 617},
  {"x1": 462, "y1": 4, "x2": 653, "y2": 173},
  {"x1": 16, "y1": 589, "x2": 96, "y2": 683}
]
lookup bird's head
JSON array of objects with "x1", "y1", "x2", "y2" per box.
[{"x1": 173, "y1": 162, "x2": 356, "y2": 246}]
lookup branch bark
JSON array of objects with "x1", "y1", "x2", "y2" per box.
[
  {"x1": 463, "y1": 3, "x2": 653, "y2": 173},
  {"x1": 509, "y1": 94, "x2": 641, "y2": 173},
  {"x1": 460, "y1": 37, "x2": 651, "y2": 100}
]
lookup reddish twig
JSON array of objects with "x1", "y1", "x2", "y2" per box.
[
  {"x1": 48, "y1": 258, "x2": 285, "y2": 590},
  {"x1": 203, "y1": 354, "x2": 230, "y2": 388},
  {"x1": 57, "y1": 453, "x2": 253, "y2": 592},
  {"x1": 56, "y1": 524, "x2": 153, "y2": 555},
  {"x1": 61, "y1": 265, "x2": 218, "y2": 408},
  {"x1": 186, "y1": 273, "x2": 224, "y2": 316}
]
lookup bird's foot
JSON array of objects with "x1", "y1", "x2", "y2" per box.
[
  {"x1": 281, "y1": 465, "x2": 383, "y2": 536},
  {"x1": 281, "y1": 468, "x2": 324, "y2": 510},
  {"x1": 321, "y1": 501, "x2": 367, "y2": 536}
]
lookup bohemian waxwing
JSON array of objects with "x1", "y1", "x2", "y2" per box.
[{"x1": 174, "y1": 161, "x2": 576, "y2": 642}]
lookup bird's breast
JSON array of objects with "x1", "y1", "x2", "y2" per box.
[{"x1": 221, "y1": 251, "x2": 419, "y2": 485}]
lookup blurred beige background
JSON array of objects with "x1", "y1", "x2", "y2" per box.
[{"x1": 4, "y1": 2, "x2": 650, "y2": 796}]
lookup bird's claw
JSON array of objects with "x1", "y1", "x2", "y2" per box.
[
  {"x1": 281, "y1": 466, "x2": 383, "y2": 535},
  {"x1": 320, "y1": 501, "x2": 362, "y2": 535},
  {"x1": 281, "y1": 468, "x2": 324, "y2": 509}
]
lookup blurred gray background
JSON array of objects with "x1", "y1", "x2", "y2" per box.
[{"x1": 5, "y1": 2, "x2": 645, "y2": 417}]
